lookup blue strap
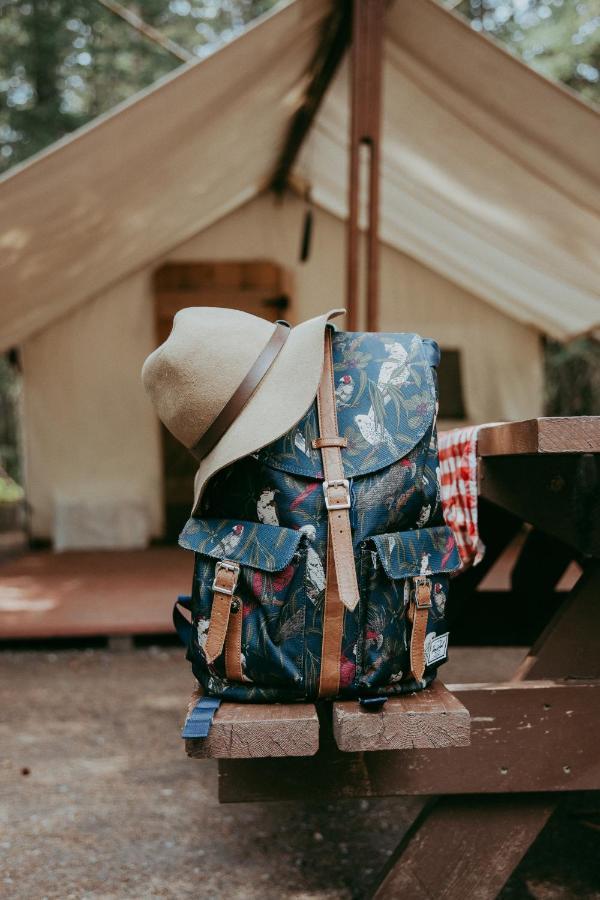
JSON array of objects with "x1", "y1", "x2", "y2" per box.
[
  {"x1": 359, "y1": 696, "x2": 388, "y2": 710},
  {"x1": 182, "y1": 697, "x2": 221, "y2": 739},
  {"x1": 173, "y1": 595, "x2": 192, "y2": 646},
  {"x1": 421, "y1": 338, "x2": 441, "y2": 369}
]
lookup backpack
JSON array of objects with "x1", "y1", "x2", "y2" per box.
[{"x1": 174, "y1": 324, "x2": 461, "y2": 703}]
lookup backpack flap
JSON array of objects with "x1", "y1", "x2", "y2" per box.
[
  {"x1": 179, "y1": 517, "x2": 303, "y2": 572},
  {"x1": 257, "y1": 331, "x2": 437, "y2": 480},
  {"x1": 369, "y1": 525, "x2": 461, "y2": 580}
]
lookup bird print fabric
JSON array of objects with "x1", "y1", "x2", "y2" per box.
[{"x1": 178, "y1": 330, "x2": 461, "y2": 702}]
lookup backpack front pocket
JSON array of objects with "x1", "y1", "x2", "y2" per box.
[
  {"x1": 179, "y1": 517, "x2": 308, "y2": 695},
  {"x1": 357, "y1": 525, "x2": 461, "y2": 692}
]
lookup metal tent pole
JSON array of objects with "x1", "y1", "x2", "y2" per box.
[{"x1": 346, "y1": 0, "x2": 384, "y2": 332}]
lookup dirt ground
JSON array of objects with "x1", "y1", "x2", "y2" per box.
[{"x1": 1, "y1": 646, "x2": 598, "y2": 900}]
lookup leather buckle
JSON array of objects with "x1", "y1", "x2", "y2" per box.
[
  {"x1": 322, "y1": 478, "x2": 351, "y2": 511},
  {"x1": 212, "y1": 560, "x2": 240, "y2": 595},
  {"x1": 413, "y1": 576, "x2": 432, "y2": 609}
]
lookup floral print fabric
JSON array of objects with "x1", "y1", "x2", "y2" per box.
[
  {"x1": 257, "y1": 331, "x2": 436, "y2": 479},
  {"x1": 179, "y1": 329, "x2": 461, "y2": 702}
]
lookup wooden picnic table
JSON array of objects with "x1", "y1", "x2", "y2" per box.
[{"x1": 184, "y1": 416, "x2": 600, "y2": 899}]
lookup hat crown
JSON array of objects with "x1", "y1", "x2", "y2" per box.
[
  {"x1": 142, "y1": 307, "x2": 275, "y2": 448},
  {"x1": 141, "y1": 306, "x2": 344, "y2": 512}
]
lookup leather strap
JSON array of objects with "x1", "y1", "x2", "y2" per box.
[
  {"x1": 224, "y1": 598, "x2": 244, "y2": 681},
  {"x1": 191, "y1": 322, "x2": 290, "y2": 461},
  {"x1": 204, "y1": 561, "x2": 240, "y2": 664},
  {"x1": 317, "y1": 328, "x2": 360, "y2": 613},
  {"x1": 318, "y1": 534, "x2": 345, "y2": 696},
  {"x1": 312, "y1": 436, "x2": 348, "y2": 449},
  {"x1": 408, "y1": 577, "x2": 432, "y2": 682},
  {"x1": 316, "y1": 327, "x2": 359, "y2": 697}
]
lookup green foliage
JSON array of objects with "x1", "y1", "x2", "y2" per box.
[
  {"x1": 136, "y1": 0, "x2": 278, "y2": 50},
  {"x1": 0, "y1": 0, "x2": 278, "y2": 173},
  {"x1": 0, "y1": 472, "x2": 24, "y2": 503},
  {"x1": 545, "y1": 336, "x2": 600, "y2": 415},
  {"x1": 0, "y1": 354, "x2": 22, "y2": 484},
  {"x1": 451, "y1": 0, "x2": 600, "y2": 103}
]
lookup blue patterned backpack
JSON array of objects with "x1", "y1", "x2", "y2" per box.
[{"x1": 172, "y1": 320, "x2": 461, "y2": 707}]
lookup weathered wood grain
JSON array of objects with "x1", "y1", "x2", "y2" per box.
[
  {"x1": 371, "y1": 795, "x2": 554, "y2": 900},
  {"x1": 185, "y1": 694, "x2": 319, "y2": 759},
  {"x1": 478, "y1": 416, "x2": 600, "y2": 456},
  {"x1": 333, "y1": 681, "x2": 470, "y2": 752},
  {"x1": 519, "y1": 562, "x2": 600, "y2": 682},
  {"x1": 371, "y1": 557, "x2": 600, "y2": 898},
  {"x1": 218, "y1": 679, "x2": 600, "y2": 801}
]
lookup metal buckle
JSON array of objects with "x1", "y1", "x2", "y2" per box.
[
  {"x1": 212, "y1": 560, "x2": 240, "y2": 595},
  {"x1": 413, "y1": 576, "x2": 432, "y2": 609},
  {"x1": 322, "y1": 478, "x2": 351, "y2": 511}
]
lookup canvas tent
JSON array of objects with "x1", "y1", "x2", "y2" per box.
[{"x1": 0, "y1": 0, "x2": 598, "y2": 547}]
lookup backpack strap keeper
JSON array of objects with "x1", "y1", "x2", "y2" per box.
[{"x1": 312, "y1": 437, "x2": 348, "y2": 449}]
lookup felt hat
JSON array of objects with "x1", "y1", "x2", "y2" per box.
[{"x1": 142, "y1": 306, "x2": 344, "y2": 513}]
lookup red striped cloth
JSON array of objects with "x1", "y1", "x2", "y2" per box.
[{"x1": 438, "y1": 426, "x2": 485, "y2": 571}]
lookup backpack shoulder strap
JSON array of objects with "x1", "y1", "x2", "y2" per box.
[{"x1": 314, "y1": 326, "x2": 359, "y2": 697}]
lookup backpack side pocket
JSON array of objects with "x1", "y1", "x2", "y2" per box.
[
  {"x1": 358, "y1": 525, "x2": 461, "y2": 693},
  {"x1": 179, "y1": 517, "x2": 308, "y2": 699}
]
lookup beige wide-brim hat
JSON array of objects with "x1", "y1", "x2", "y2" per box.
[{"x1": 142, "y1": 306, "x2": 344, "y2": 514}]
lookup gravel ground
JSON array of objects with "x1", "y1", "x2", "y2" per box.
[{"x1": 0, "y1": 647, "x2": 598, "y2": 900}]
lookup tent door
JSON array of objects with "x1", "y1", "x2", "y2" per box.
[{"x1": 153, "y1": 261, "x2": 290, "y2": 542}]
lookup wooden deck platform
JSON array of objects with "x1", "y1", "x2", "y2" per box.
[{"x1": 0, "y1": 547, "x2": 188, "y2": 640}]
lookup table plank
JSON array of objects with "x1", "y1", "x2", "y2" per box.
[
  {"x1": 218, "y1": 680, "x2": 600, "y2": 801},
  {"x1": 184, "y1": 693, "x2": 320, "y2": 759},
  {"x1": 333, "y1": 681, "x2": 470, "y2": 752},
  {"x1": 478, "y1": 416, "x2": 600, "y2": 456}
]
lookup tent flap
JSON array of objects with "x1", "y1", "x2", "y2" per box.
[{"x1": 0, "y1": 0, "x2": 598, "y2": 348}]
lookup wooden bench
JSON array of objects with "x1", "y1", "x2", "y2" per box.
[
  {"x1": 185, "y1": 691, "x2": 320, "y2": 759},
  {"x1": 182, "y1": 416, "x2": 600, "y2": 899},
  {"x1": 184, "y1": 679, "x2": 471, "y2": 759}
]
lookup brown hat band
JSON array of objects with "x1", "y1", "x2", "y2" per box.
[{"x1": 190, "y1": 321, "x2": 290, "y2": 462}]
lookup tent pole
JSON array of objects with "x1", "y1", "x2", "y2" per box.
[
  {"x1": 346, "y1": 0, "x2": 361, "y2": 332},
  {"x1": 346, "y1": 0, "x2": 384, "y2": 332}
]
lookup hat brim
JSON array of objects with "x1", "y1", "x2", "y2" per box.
[{"x1": 191, "y1": 308, "x2": 345, "y2": 514}]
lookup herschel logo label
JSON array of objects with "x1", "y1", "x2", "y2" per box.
[{"x1": 425, "y1": 632, "x2": 449, "y2": 665}]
